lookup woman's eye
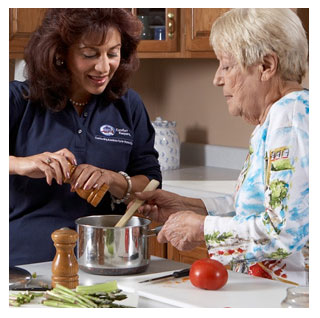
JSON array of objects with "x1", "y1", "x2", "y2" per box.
[
  {"x1": 83, "y1": 53, "x2": 96, "y2": 58},
  {"x1": 81, "y1": 50, "x2": 97, "y2": 58},
  {"x1": 108, "y1": 51, "x2": 120, "y2": 58},
  {"x1": 222, "y1": 66, "x2": 229, "y2": 71}
]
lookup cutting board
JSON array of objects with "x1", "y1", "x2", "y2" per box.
[
  {"x1": 17, "y1": 256, "x2": 291, "y2": 308},
  {"x1": 118, "y1": 269, "x2": 290, "y2": 308}
]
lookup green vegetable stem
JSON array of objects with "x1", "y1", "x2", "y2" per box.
[
  {"x1": 9, "y1": 281, "x2": 131, "y2": 308},
  {"x1": 9, "y1": 291, "x2": 43, "y2": 307},
  {"x1": 41, "y1": 282, "x2": 130, "y2": 308},
  {"x1": 75, "y1": 280, "x2": 118, "y2": 294}
]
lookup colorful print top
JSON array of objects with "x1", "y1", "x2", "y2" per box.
[{"x1": 202, "y1": 90, "x2": 309, "y2": 285}]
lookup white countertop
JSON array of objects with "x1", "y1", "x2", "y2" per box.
[
  {"x1": 12, "y1": 256, "x2": 292, "y2": 308},
  {"x1": 161, "y1": 165, "x2": 239, "y2": 196},
  {"x1": 163, "y1": 180, "x2": 236, "y2": 196}
]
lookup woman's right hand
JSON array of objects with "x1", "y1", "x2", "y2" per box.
[
  {"x1": 9, "y1": 148, "x2": 77, "y2": 186},
  {"x1": 134, "y1": 189, "x2": 185, "y2": 223}
]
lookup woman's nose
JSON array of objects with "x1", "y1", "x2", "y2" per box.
[
  {"x1": 213, "y1": 69, "x2": 224, "y2": 87},
  {"x1": 95, "y1": 56, "x2": 110, "y2": 73}
]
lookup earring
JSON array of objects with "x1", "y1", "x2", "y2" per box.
[{"x1": 56, "y1": 59, "x2": 64, "y2": 66}]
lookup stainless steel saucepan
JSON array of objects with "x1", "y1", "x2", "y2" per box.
[{"x1": 75, "y1": 215, "x2": 161, "y2": 275}]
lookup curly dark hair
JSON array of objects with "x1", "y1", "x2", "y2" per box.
[{"x1": 24, "y1": 8, "x2": 142, "y2": 111}]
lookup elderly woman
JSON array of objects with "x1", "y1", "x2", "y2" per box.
[{"x1": 136, "y1": 8, "x2": 309, "y2": 285}]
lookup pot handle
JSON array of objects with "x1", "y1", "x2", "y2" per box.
[{"x1": 144, "y1": 225, "x2": 163, "y2": 237}]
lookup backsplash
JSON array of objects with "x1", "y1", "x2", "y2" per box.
[{"x1": 181, "y1": 142, "x2": 247, "y2": 170}]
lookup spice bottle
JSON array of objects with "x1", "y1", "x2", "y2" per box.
[
  {"x1": 64, "y1": 161, "x2": 109, "y2": 207},
  {"x1": 51, "y1": 227, "x2": 79, "y2": 289}
]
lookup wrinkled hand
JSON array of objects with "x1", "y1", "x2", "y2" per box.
[
  {"x1": 69, "y1": 164, "x2": 112, "y2": 192},
  {"x1": 12, "y1": 148, "x2": 76, "y2": 185},
  {"x1": 133, "y1": 189, "x2": 185, "y2": 223},
  {"x1": 157, "y1": 211, "x2": 206, "y2": 251}
]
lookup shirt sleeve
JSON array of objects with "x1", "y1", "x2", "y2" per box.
[
  {"x1": 204, "y1": 99, "x2": 309, "y2": 266},
  {"x1": 201, "y1": 195, "x2": 235, "y2": 217}
]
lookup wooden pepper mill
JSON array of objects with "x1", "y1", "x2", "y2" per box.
[
  {"x1": 64, "y1": 161, "x2": 109, "y2": 207},
  {"x1": 51, "y1": 227, "x2": 79, "y2": 289}
]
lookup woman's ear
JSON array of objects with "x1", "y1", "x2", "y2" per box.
[{"x1": 259, "y1": 52, "x2": 278, "y2": 81}]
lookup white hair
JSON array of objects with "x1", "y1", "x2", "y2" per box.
[{"x1": 210, "y1": 8, "x2": 308, "y2": 83}]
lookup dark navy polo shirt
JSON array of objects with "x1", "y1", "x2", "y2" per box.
[{"x1": 9, "y1": 80, "x2": 161, "y2": 266}]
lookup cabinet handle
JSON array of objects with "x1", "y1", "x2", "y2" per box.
[
  {"x1": 168, "y1": 12, "x2": 174, "y2": 19},
  {"x1": 167, "y1": 12, "x2": 175, "y2": 39}
]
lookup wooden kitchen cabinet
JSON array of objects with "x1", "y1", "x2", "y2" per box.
[
  {"x1": 9, "y1": 8, "x2": 308, "y2": 59},
  {"x1": 167, "y1": 242, "x2": 209, "y2": 264},
  {"x1": 9, "y1": 8, "x2": 181, "y2": 59},
  {"x1": 140, "y1": 212, "x2": 209, "y2": 263},
  {"x1": 147, "y1": 227, "x2": 209, "y2": 264},
  {"x1": 138, "y1": 8, "x2": 230, "y2": 58},
  {"x1": 132, "y1": 8, "x2": 179, "y2": 54},
  {"x1": 147, "y1": 220, "x2": 167, "y2": 258},
  {"x1": 9, "y1": 8, "x2": 228, "y2": 59},
  {"x1": 185, "y1": 8, "x2": 230, "y2": 54},
  {"x1": 9, "y1": 8, "x2": 47, "y2": 59}
]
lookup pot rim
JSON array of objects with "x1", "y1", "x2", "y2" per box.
[{"x1": 75, "y1": 214, "x2": 151, "y2": 229}]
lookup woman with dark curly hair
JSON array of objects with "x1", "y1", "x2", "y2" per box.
[{"x1": 9, "y1": 8, "x2": 161, "y2": 265}]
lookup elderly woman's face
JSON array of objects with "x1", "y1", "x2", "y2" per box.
[
  {"x1": 213, "y1": 53, "x2": 263, "y2": 124},
  {"x1": 66, "y1": 27, "x2": 121, "y2": 100}
]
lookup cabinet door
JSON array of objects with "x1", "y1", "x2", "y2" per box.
[
  {"x1": 185, "y1": 8, "x2": 230, "y2": 52},
  {"x1": 167, "y1": 242, "x2": 209, "y2": 264},
  {"x1": 135, "y1": 8, "x2": 179, "y2": 52},
  {"x1": 9, "y1": 8, "x2": 47, "y2": 59},
  {"x1": 147, "y1": 220, "x2": 167, "y2": 258}
]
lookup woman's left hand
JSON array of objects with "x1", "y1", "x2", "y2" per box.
[
  {"x1": 157, "y1": 211, "x2": 206, "y2": 251},
  {"x1": 68, "y1": 164, "x2": 113, "y2": 191}
]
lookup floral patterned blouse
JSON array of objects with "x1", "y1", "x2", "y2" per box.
[{"x1": 202, "y1": 90, "x2": 309, "y2": 286}]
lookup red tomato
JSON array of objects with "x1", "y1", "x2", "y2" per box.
[{"x1": 190, "y1": 258, "x2": 228, "y2": 290}]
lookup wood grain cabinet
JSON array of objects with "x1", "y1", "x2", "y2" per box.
[
  {"x1": 9, "y1": 8, "x2": 229, "y2": 59},
  {"x1": 147, "y1": 226, "x2": 209, "y2": 264},
  {"x1": 167, "y1": 242, "x2": 209, "y2": 264},
  {"x1": 132, "y1": 8, "x2": 179, "y2": 54},
  {"x1": 184, "y1": 8, "x2": 230, "y2": 56},
  {"x1": 138, "y1": 8, "x2": 230, "y2": 58},
  {"x1": 9, "y1": 8, "x2": 47, "y2": 59},
  {"x1": 136, "y1": 210, "x2": 208, "y2": 263},
  {"x1": 9, "y1": 8, "x2": 308, "y2": 60}
]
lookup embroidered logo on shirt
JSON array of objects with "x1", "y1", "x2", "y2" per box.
[
  {"x1": 96, "y1": 125, "x2": 133, "y2": 145},
  {"x1": 100, "y1": 125, "x2": 116, "y2": 136}
]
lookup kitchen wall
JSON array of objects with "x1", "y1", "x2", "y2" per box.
[
  {"x1": 12, "y1": 58, "x2": 309, "y2": 149},
  {"x1": 129, "y1": 59, "x2": 253, "y2": 148},
  {"x1": 130, "y1": 59, "x2": 309, "y2": 149}
]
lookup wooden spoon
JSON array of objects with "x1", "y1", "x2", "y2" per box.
[{"x1": 114, "y1": 179, "x2": 160, "y2": 227}]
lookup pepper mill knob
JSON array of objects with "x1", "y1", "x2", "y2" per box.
[
  {"x1": 64, "y1": 161, "x2": 109, "y2": 207},
  {"x1": 51, "y1": 227, "x2": 79, "y2": 289}
]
